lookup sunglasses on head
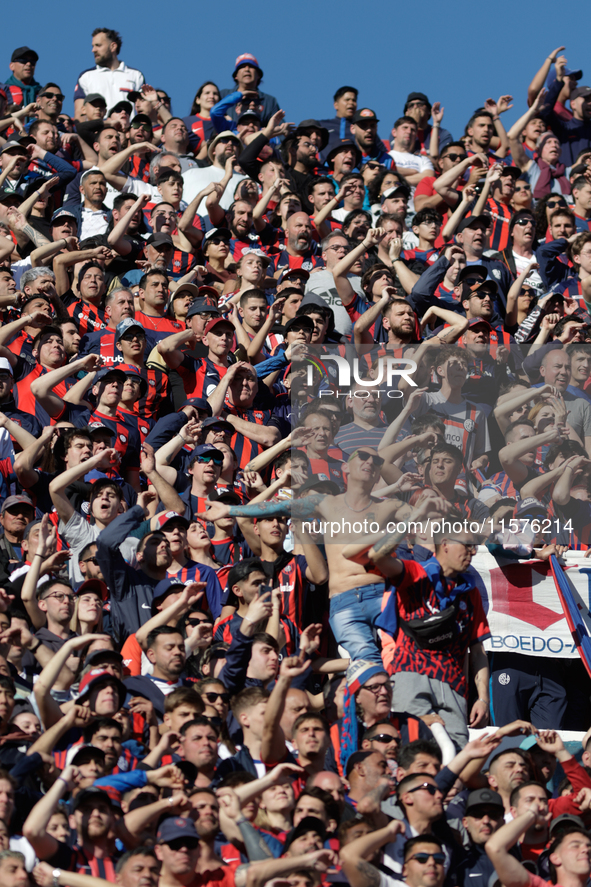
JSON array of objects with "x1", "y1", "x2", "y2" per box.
[
  {"x1": 196, "y1": 452, "x2": 224, "y2": 466},
  {"x1": 349, "y1": 450, "x2": 385, "y2": 468}
]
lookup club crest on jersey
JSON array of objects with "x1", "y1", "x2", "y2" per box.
[
  {"x1": 119, "y1": 434, "x2": 127, "y2": 443},
  {"x1": 464, "y1": 419, "x2": 475, "y2": 432},
  {"x1": 149, "y1": 379, "x2": 156, "y2": 387}
]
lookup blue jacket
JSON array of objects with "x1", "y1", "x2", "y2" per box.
[
  {"x1": 539, "y1": 77, "x2": 591, "y2": 166},
  {"x1": 537, "y1": 237, "x2": 577, "y2": 290},
  {"x1": 219, "y1": 88, "x2": 280, "y2": 126}
]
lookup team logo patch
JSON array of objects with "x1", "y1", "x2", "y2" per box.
[
  {"x1": 492, "y1": 269, "x2": 501, "y2": 279},
  {"x1": 498, "y1": 673, "x2": 510, "y2": 685},
  {"x1": 464, "y1": 419, "x2": 475, "y2": 432},
  {"x1": 302, "y1": 261, "x2": 313, "y2": 271},
  {"x1": 149, "y1": 379, "x2": 156, "y2": 387},
  {"x1": 119, "y1": 434, "x2": 127, "y2": 444}
]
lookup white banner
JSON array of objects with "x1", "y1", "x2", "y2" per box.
[{"x1": 470, "y1": 548, "x2": 591, "y2": 658}]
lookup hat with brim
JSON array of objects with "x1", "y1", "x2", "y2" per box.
[
  {"x1": 76, "y1": 669, "x2": 126, "y2": 709},
  {"x1": 298, "y1": 474, "x2": 340, "y2": 496},
  {"x1": 465, "y1": 788, "x2": 504, "y2": 815},
  {"x1": 457, "y1": 214, "x2": 491, "y2": 233},
  {"x1": 208, "y1": 131, "x2": 242, "y2": 164},
  {"x1": 84, "y1": 94, "x2": 107, "y2": 106},
  {"x1": 119, "y1": 363, "x2": 148, "y2": 397},
  {"x1": 76, "y1": 578, "x2": 109, "y2": 602},
  {"x1": 200, "y1": 417, "x2": 234, "y2": 434},
  {"x1": 73, "y1": 786, "x2": 120, "y2": 812},
  {"x1": 283, "y1": 817, "x2": 326, "y2": 851},
  {"x1": 294, "y1": 119, "x2": 329, "y2": 151},
  {"x1": 457, "y1": 265, "x2": 488, "y2": 284},
  {"x1": 67, "y1": 744, "x2": 106, "y2": 768},
  {"x1": 326, "y1": 139, "x2": 362, "y2": 168},
  {"x1": 172, "y1": 283, "x2": 200, "y2": 300},
  {"x1": 380, "y1": 183, "x2": 411, "y2": 204},
  {"x1": 284, "y1": 316, "x2": 315, "y2": 336}
]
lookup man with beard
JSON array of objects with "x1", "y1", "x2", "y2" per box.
[
  {"x1": 282, "y1": 132, "x2": 319, "y2": 210},
  {"x1": 124, "y1": 627, "x2": 187, "y2": 720},
  {"x1": 353, "y1": 293, "x2": 419, "y2": 349},
  {"x1": 182, "y1": 131, "x2": 245, "y2": 211},
  {"x1": 24, "y1": 772, "x2": 121, "y2": 878},
  {"x1": 389, "y1": 117, "x2": 434, "y2": 190},
  {"x1": 78, "y1": 286, "x2": 137, "y2": 365},
  {"x1": 272, "y1": 212, "x2": 323, "y2": 275},
  {"x1": 350, "y1": 108, "x2": 394, "y2": 168},
  {"x1": 404, "y1": 91, "x2": 453, "y2": 156},
  {"x1": 84, "y1": 718, "x2": 135, "y2": 775},
  {"x1": 456, "y1": 789, "x2": 506, "y2": 885},
  {"x1": 74, "y1": 28, "x2": 144, "y2": 121},
  {"x1": 486, "y1": 749, "x2": 531, "y2": 813}
]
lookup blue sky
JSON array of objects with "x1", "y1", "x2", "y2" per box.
[{"x1": 3, "y1": 0, "x2": 590, "y2": 145}]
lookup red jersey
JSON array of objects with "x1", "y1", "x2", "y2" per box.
[{"x1": 134, "y1": 311, "x2": 184, "y2": 335}]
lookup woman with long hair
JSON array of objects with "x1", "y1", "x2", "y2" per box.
[{"x1": 184, "y1": 81, "x2": 221, "y2": 153}]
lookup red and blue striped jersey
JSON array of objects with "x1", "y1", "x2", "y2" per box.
[
  {"x1": 574, "y1": 213, "x2": 591, "y2": 234},
  {"x1": 117, "y1": 406, "x2": 152, "y2": 443},
  {"x1": 178, "y1": 355, "x2": 229, "y2": 400},
  {"x1": 138, "y1": 366, "x2": 170, "y2": 420},
  {"x1": 134, "y1": 311, "x2": 184, "y2": 336},
  {"x1": 128, "y1": 155, "x2": 151, "y2": 182},
  {"x1": 88, "y1": 409, "x2": 142, "y2": 472},
  {"x1": 270, "y1": 250, "x2": 324, "y2": 274},
  {"x1": 403, "y1": 247, "x2": 439, "y2": 265},
  {"x1": 15, "y1": 365, "x2": 73, "y2": 426},
  {"x1": 62, "y1": 292, "x2": 106, "y2": 337},
  {"x1": 112, "y1": 747, "x2": 139, "y2": 773},
  {"x1": 215, "y1": 611, "x2": 299, "y2": 654},
  {"x1": 225, "y1": 402, "x2": 283, "y2": 471},
  {"x1": 211, "y1": 536, "x2": 247, "y2": 566},
  {"x1": 482, "y1": 198, "x2": 513, "y2": 252}
]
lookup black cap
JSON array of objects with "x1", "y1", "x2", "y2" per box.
[
  {"x1": 457, "y1": 214, "x2": 491, "y2": 233},
  {"x1": 284, "y1": 315, "x2": 315, "y2": 335},
  {"x1": 210, "y1": 488, "x2": 242, "y2": 504},
  {"x1": 284, "y1": 817, "x2": 326, "y2": 851},
  {"x1": 326, "y1": 138, "x2": 362, "y2": 168},
  {"x1": 73, "y1": 787, "x2": 119, "y2": 812},
  {"x1": 84, "y1": 649, "x2": 123, "y2": 669},
  {"x1": 109, "y1": 101, "x2": 132, "y2": 116},
  {"x1": 294, "y1": 119, "x2": 329, "y2": 150},
  {"x1": 457, "y1": 265, "x2": 488, "y2": 284},
  {"x1": 380, "y1": 183, "x2": 411, "y2": 203},
  {"x1": 465, "y1": 788, "x2": 504, "y2": 814},
  {"x1": 237, "y1": 109, "x2": 261, "y2": 124},
  {"x1": 549, "y1": 813, "x2": 587, "y2": 835},
  {"x1": 186, "y1": 297, "x2": 221, "y2": 320},
  {"x1": 0, "y1": 135, "x2": 34, "y2": 155},
  {"x1": 146, "y1": 232, "x2": 174, "y2": 248},
  {"x1": 84, "y1": 93, "x2": 107, "y2": 106},
  {"x1": 405, "y1": 91, "x2": 430, "y2": 109},
  {"x1": 11, "y1": 47, "x2": 38, "y2": 63},
  {"x1": 352, "y1": 108, "x2": 379, "y2": 125},
  {"x1": 179, "y1": 397, "x2": 212, "y2": 415},
  {"x1": 298, "y1": 474, "x2": 339, "y2": 496},
  {"x1": 130, "y1": 113, "x2": 153, "y2": 129},
  {"x1": 200, "y1": 417, "x2": 234, "y2": 433}
]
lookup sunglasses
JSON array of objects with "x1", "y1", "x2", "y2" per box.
[
  {"x1": 167, "y1": 839, "x2": 200, "y2": 851},
  {"x1": 349, "y1": 450, "x2": 385, "y2": 468},
  {"x1": 514, "y1": 185, "x2": 531, "y2": 192},
  {"x1": 444, "y1": 153, "x2": 467, "y2": 162},
  {"x1": 203, "y1": 691, "x2": 230, "y2": 703},
  {"x1": 42, "y1": 93, "x2": 65, "y2": 101},
  {"x1": 371, "y1": 733, "x2": 401, "y2": 744},
  {"x1": 408, "y1": 853, "x2": 445, "y2": 865},
  {"x1": 81, "y1": 556, "x2": 99, "y2": 565},
  {"x1": 196, "y1": 452, "x2": 224, "y2": 466},
  {"x1": 407, "y1": 783, "x2": 440, "y2": 796},
  {"x1": 365, "y1": 162, "x2": 382, "y2": 170},
  {"x1": 514, "y1": 218, "x2": 534, "y2": 226},
  {"x1": 547, "y1": 199, "x2": 567, "y2": 209}
]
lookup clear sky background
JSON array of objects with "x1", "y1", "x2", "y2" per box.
[{"x1": 2, "y1": 0, "x2": 590, "y2": 143}]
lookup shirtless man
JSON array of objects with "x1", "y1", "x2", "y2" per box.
[{"x1": 199, "y1": 447, "x2": 445, "y2": 663}]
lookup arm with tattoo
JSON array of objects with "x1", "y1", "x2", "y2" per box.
[{"x1": 340, "y1": 821, "x2": 406, "y2": 887}]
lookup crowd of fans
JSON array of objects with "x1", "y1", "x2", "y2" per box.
[{"x1": 0, "y1": 27, "x2": 591, "y2": 887}]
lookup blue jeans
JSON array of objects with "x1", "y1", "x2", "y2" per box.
[{"x1": 329, "y1": 582, "x2": 385, "y2": 664}]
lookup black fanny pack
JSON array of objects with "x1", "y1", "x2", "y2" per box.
[{"x1": 399, "y1": 602, "x2": 458, "y2": 650}]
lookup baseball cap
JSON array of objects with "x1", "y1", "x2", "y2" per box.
[
  {"x1": 199, "y1": 286, "x2": 221, "y2": 300},
  {"x1": 84, "y1": 648, "x2": 123, "y2": 669},
  {"x1": 76, "y1": 578, "x2": 109, "y2": 602},
  {"x1": 499, "y1": 166, "x2": 522, "y2": 181},
  {"x1": 154, "y1": 512, "x2": 190, "y2": 532},
  {"x1": 73, "y1": 786, "x2": 120, "y2": 812},
  {"x1": 405, "y1": 91, "x2": 431, "y2": 108},
  {"x1": 237, "y1": 109, "x2": 261, "y2": 124},
  {"x1": 515, "y1": 497, "x2": 547, "y2": 517},
  {"x1": 179, "y1": 397, "x2": 211, "y2": 415},
  {"x1": 457, "y1": 265, "x2": 488, "y2": 284},
  {"x1": 233, "y1": 53, "x2": 263, "y2": 76},
  {"x1": 84, "y1": 93, "x2": 107, "y2": 106},
  {"x1": 88, "y1": 422, "x2": 115, "y2": 439},
  {"x1": 146, "y1": 233, "x2": 174, "y2": 248},
  {"x1": 0, "y1": 358, "x2": 13, "y2": 376},
  {"x1": 208, "y1": 131, "x2": 241, "y2": 164},
  {"x1": 210, "y1": 489, "x2": 242, "y2": 505},
  {"x1": 203, "y1": 227, "x2": 232, "y2": 245},
  {"x1": 298, "y1": 475, "x2": 340, "y2": 496},
  {"x1": 130, "y1": 113, "x2": 153, "y2": 129},
  {"x1": 241, "y1": 247, "x2": 271, "y2": 267},
  {"x1": 119, "y1": 364, "x2": 148, "y2": 396},
  {"x1": 549, "y1": 814, "x2": 587, "y2": 836},
  {"x1": 11, "y1": 47, "x2": 38, "y2": 62},
  {"x1": 50, "y1": 208, "x2": 78, "y2": 224},
  {"x1": 571, "y1": 86, "x2": 591, "y2": 102},
  {"x1": 67, "y1": 745, "x2": 106, "y2": 768},
  {"x1": 152, "y1": 577, "x2": 191, "y2": 615},
  {"x1": 172, "y1": 283, "x2": 200, "y2": 301},
  {"x1": 109, "y1": 101, "x2": 132, "y2": 116},
  {"x1": 465, "y1": 789, "x2": 504, "y2": 814},
  {"x1": 326, "y1": 138, "x2": 362, "y2": 168},
  {"x1": 294, "y1": 119, "x2": 329, "y2": 150},
  {"x1": 116, "y1": 318, "x2": 146, "y2": 341},
  {"x1": 352, "y1": 108, "x2": 379, "y2": 124},
  {"x1": 466, "y1": 279, "x2": 498, "y2": 298},
  {"x1": 284, "y1": 817, "x2": 326, "y2": 851},
  {"x1": 77, "y1": 668, "x2": 126, "y2": 707},
  {"x1": 157, "y1": 816, "x2": 200, "y2": 844},
  {"x1": 203, "y1": 316, "x2": 234, "y2": 336},
  {"x1": 467, "y1": 318, "x2": 493, "y2": 331},
  {"x1": 186, "y1": 298, "x2": 221, "y2": 320},
  {"x1": 0, "y1": 136, "x2": 33, "y2": 154},
  {"x1": 278, "y1": 267, "x2": 310, "y2": 285},
  {"x1": 1, "y1": 495, "x2": 34, "y2": 515},
  {"x1": 284, "y1": 315, "x2": 314, "y2": 335},
  {"x1": 200, "y1": 417, "x2": 234, "y2": 433},
  {"x1": 380, "y1": 183, "x2": 411, "y2": 203},
  {"x1": 93, "y1": 366, "x2": 127, "y2": 385},
  {"x1": 457, "y1": 214, "x2": 491, "y2": 233}
]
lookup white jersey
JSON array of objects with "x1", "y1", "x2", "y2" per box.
[{"x1": 74, "y1": 61, "x2": 144, "y2": 114}]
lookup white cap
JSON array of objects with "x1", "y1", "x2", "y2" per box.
[{"x1": 0, "y1": 358, "x2": 14, "y2": 375}]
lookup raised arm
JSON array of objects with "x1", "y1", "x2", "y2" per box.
[
  {"x1": 332, "y1": 228, "x2": 385, "y2": 306},
  {"x1": 527, "y1": 47, "x2": 565, "y2": 106},
  {"x1": 340, "y1": 821, "x2": 406, "y2": 887},
  {"x1": 261, "y1": 654, "x2": 309, "y2": 764},
  {"x1": 485, "y1": 811, "x2": 540, "y2": 887},
  {"x1": 108, "y1": 193, "x2": 150, "y2": 255},
  {"x1": 500, "y1": 426, "x2": 560, "y2": 485},
  {"x1": 389, "y1": 239, "x2": 420, "y2": 294}
]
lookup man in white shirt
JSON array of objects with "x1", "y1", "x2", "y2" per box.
[
  {"x1": 182, "y1": 131, "x2": 246, "y2": 215},
  {"x1": 389, "y1": 116, "x2": 434, "y2": 212},
  {"x1": 74, "y1": 28, "x2": 144, "y2": 120}
]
